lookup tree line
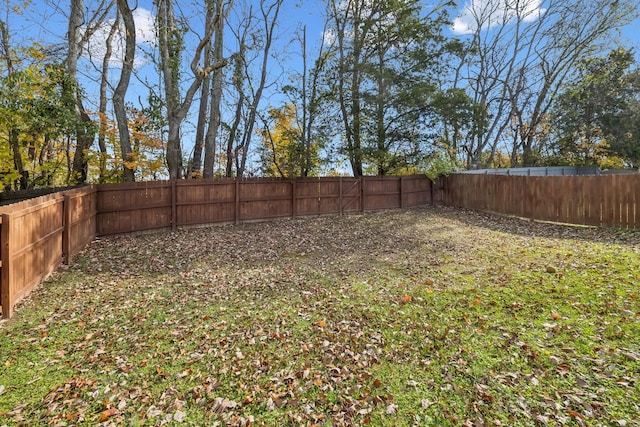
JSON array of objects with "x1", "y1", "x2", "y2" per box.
[{"x1": 0, "y1": 0, "x2": 638, "y2": 190}]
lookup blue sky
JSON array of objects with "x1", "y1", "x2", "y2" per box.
[
  {"x1": 10, "y1": 0, "x2": 640, "y2": 88},
  {"x1": 6, "y1": 0, "x2": 640, "y2": 157}
]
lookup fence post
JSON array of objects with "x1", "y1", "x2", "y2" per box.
[
  {"x1": 400, "y1": 176, "x2": 404, "y2": 208},
  {"x1": 171, "y1": 180, "x2": 177, "y2": 230},
  {"x1": 63, "y1": 194, "x2": 71, "y2": 265},
  {"x1": 339, "y1": 177, "x2": 343, "y2": 216},
  {"x1": 1, "y1": 213, "x2": 13, "y2": 319},
  {"x1": 291, "y1": 180, "x2": 297, "y2": 218},
  {"x1": 235, "y1": 179, "x2": 240, "y2": 225},
  {"x1": 360, "y1": 176, "x2": 366, "y2": 213},
  {"x1": 430, "y1": 177, "x2": 435, "y2": 205}
]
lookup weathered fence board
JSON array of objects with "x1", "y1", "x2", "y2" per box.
[{"x1": 440, "y1": 173, "x2": 640, "y2": 228}]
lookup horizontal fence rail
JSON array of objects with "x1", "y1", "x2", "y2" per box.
[
  {"x1": 439, "y1": 173, "x2": 640, "y2": 229},
  {"x1": 1, "y1": 176, "x2": 432, "y2": 318}
]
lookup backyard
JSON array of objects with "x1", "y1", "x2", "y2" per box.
[{"x1": 0, "y1": 206, "x2": 638, "y2": 426}]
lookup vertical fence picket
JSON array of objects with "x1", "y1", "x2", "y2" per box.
[
  {"x1": 63, "y1": 194, "x2": 71, "y2": 264},
  {"x1": 1, "y1": 213, "x2": 12, "y2": 319}
]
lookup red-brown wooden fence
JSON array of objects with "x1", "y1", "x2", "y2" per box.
[
  {"x1": 0, "y1": 176, "x2": 431, "y2": 318},
  {"x1": 96, "y1": 176, "x2": 431, "y2": 235},
  {"x1": 0, "y1": 186, "x2": 96, "y2": 318},
  {"x1": 439, "y1": 173, "x2": 640, "y2": 228},
  {"x1": 3, "y1": 173, "x2": 638, "y2": 319}
]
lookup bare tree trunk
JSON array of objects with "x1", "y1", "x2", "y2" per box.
[
  {"x1": 67, "y1": 0, "x2": 111, "y2": 183},
  {"x1": 300, "y1": 25, "x2": 308, "y2": 177},
  {"x1": 98, "y1": 13, "x2": 119, "y2": 182},
  {"x1": 190, "y1": 46, "x2": 212, "y2": 178},
  {"x1": 203, "y1": 0, "x2": 226, "y2": 179},
  {"x1": 0, "y1": 19, "x2": 27, "y2": 190},
  {"x1": 238, "y1": 0, "x2": 282, "y2": 178},
  {"x1": 113, "y1": 0, "x2": 136, "y2": 182},
  {"x1": 226, "y1": 73, "x2": 244, "y2": 177},
  {"x1": 331, "y1": 0, "x2": 364, "y2": 177},
  {"x1": 156, "y1": 0, "x2": 220, "y2": 180},
  {"x1": 9, "y1": 129, "x2": 28, "y2": 189}
]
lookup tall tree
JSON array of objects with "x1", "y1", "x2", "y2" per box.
[
  {"x1": 326, "y1": 0, "x2": 455, "y2": 176},
  {"x1": 201, "y1": 0, "x2": 226, "y2": 178},
  {"x1": 67, "y1": 0, "x2": 114, "y2": 183},
  {"x1": 188, "y1": 1, "x2": 221, "y2": 179},
  {"x1": 552, "y1": 48, "x2": 640, "y2": 167},
  {"x1": 113, "y1": 0, "x2": 136, "y2": 181},
  {"x1": 456, "y1": 0, "x2": 638, "y2": 168},
  {"x1": 0, "y1": 16, "x2": 26, "y2": 189},
  {"x1": 156, "y1": 0, "x2": 221, "y2": 179},
  {"x1": 97, "y1": 12, "x2": 120, "y2": 182},
  {"x1": 282, "y1": 22, "x2": 333, "y2": 177},
  {"x1": 225, "y1": 0, "x2": 283, "y2": 178}
]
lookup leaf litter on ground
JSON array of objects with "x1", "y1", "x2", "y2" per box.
[{"x1": 0, "y1": 205, "x2": 638, "y2": 426}]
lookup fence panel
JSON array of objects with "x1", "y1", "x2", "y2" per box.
[
  {"x1": 94, "y1": 176, "x2": 431, "y2": 235},
  {"x1": 176, "y1": 179, "x2": 236, "y2": 226},
  {"x1": 401, "y1": 176, "x2": 432, "y2": 207},
  {"x1": 294, "y1": 178, "x2": 343, "y2": 216},
  {"x1": 294, "y1": 179, "x2": 322, "y2": 216},
  {"x1": 340, "y1": 178, "x2": 361, "y2": 213},
  {"x1": 97, "y1": 181, "x2": 172, "y2": 235},
  {"x1": 364, "y1": 176, "x2": 402, "y2": 211},
  {"x1": 238, "y1": 180, "x2": 293, "y2": 221},
  {"x1": 1, "y1": 194, "x2": 65, "y2": 318},
  {"x1": 442, "y1": 173, "x2": 640, "y2": 228},
  {"x1": 1, "y1": 214, "x2": 9, "y2": 317},
  {"x1": 64, "y1": 186, "x2": 97, "y2": 262}
]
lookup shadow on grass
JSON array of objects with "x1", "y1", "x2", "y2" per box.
[{"x1": 429, "y1": 204, "x2": 640, "y2": 248}]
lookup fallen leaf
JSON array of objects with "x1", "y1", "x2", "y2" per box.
[
  {"x1": 535, "y1": 414, "x2": 550, "y2": 424},
  {"x1": 98, "y1": 408, "x2": 119, "y2": 422},
  {"x1": 146, "y1": 406, "x2": 162, "y2": 418},
  {"x1": 421, "y1": 399, "x2": 434, "y2": 409},
  {"x1": 567, "y1": 409, "x2": 583, "y2": 419},
  {"x1": 173, "y1": 410, "x2": 186, "y2": 422}
]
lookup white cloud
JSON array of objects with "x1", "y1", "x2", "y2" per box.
[
  {"x1": 82, "y1": 7, "x2": 156, "y2": 69},
  {"x1": 452, "y1": 0, "x2": 546, "y2": 35},
  {"x1": 132, "y1": 8, "x2": 156, "y2": 45}
]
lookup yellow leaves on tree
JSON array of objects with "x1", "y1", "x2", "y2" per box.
[
  {"x1": 258, "y1": 103, "x2": 319, "y2": 178},
  {"x1": 92, "y1": 109, "x2": 166, "y2": 181}
]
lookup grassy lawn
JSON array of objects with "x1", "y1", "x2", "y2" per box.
[{"x1": 0, "y1": 206, "x2": 638, "y2": 426}]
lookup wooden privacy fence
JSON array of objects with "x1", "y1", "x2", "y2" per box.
[
  {"x1": 0, "y1": 186, "x2": 97, "y2": 318},
  {"x1": 0, "y1": 176, "x2": 431, "y2": 318},
  {"x1": 96, "y1": 175, "x2": 432, "y2": 235},
  {"x1": 440, "y1": 173, "x2": 640, "y2": 228}
]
